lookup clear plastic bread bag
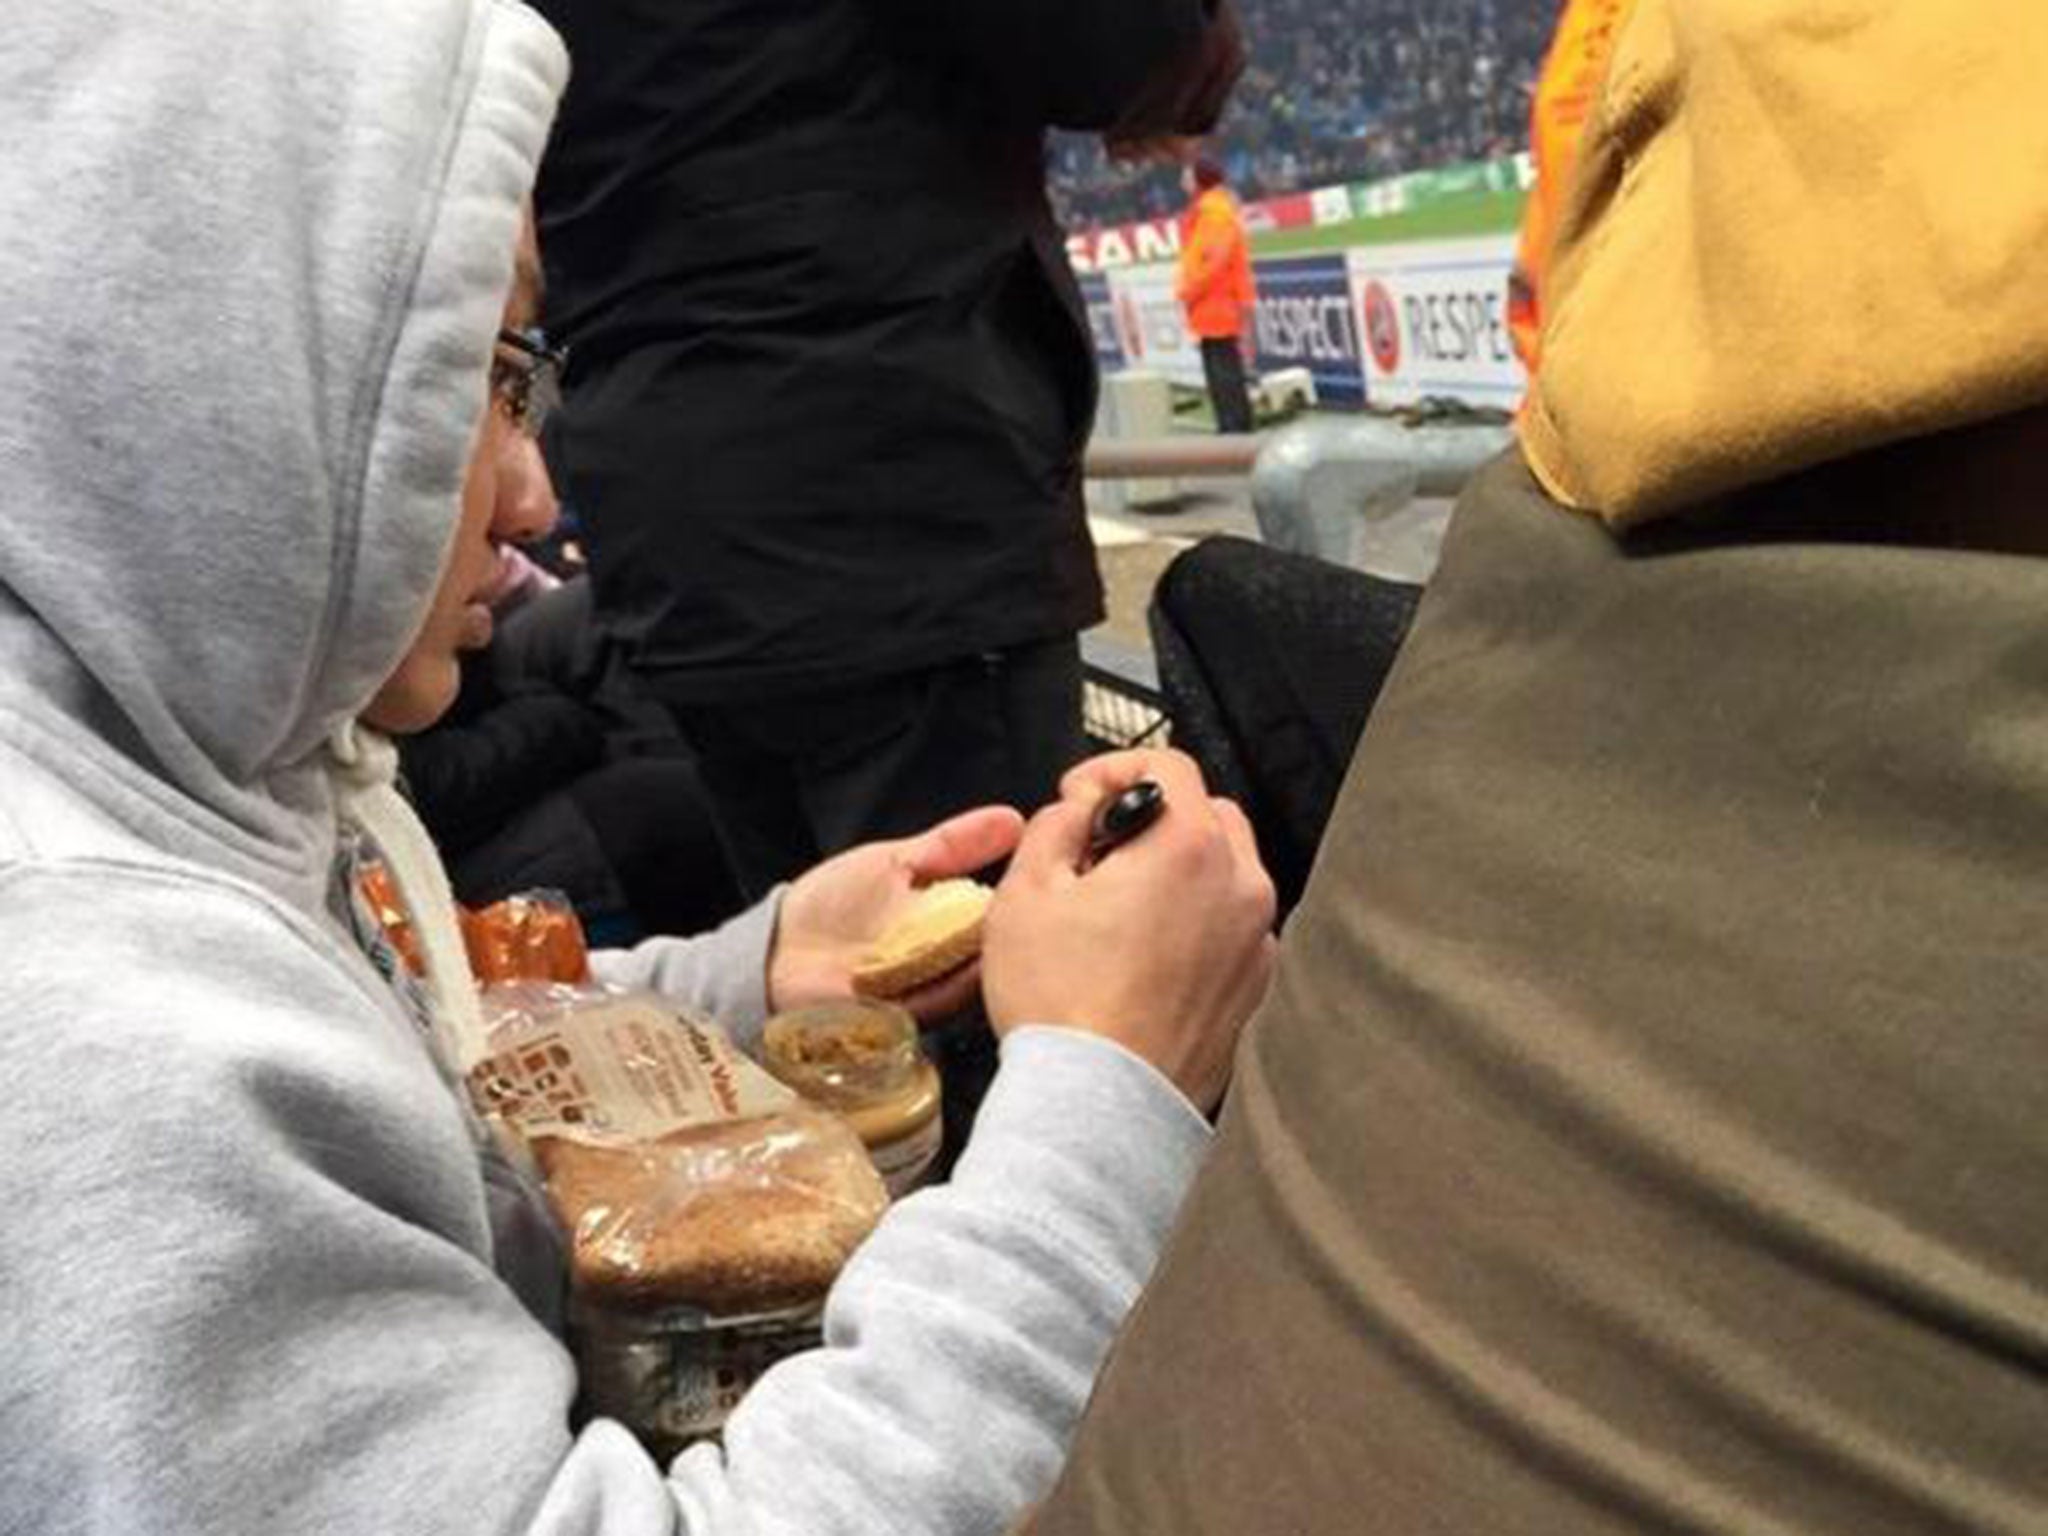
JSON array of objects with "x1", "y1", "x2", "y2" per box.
[{"x1": 462, "y1": 908, "x2": 888, "y2": 1451}]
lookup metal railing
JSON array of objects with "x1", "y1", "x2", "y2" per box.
[
  {"x1": 1077, "y1": 412, "x2": 1513, "y2": 744},
  {"x1": 1248, "y1": 415, "x2": 1511, "y2": 580},
  {"x1": 1084, "y1": 414, "x2": 1513, "y2": 583},
  {"x1": 1082, "y1": 435, "x2": 1261, "y2": 480}
]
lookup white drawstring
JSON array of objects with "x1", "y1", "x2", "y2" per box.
[{"x1": 327, "y1": 722, "x2": 490, "y2": 1070}]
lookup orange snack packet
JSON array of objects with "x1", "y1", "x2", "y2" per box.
[
  {"x1": 461, "y1": 890, "x2": 592, "y2": 987},
  {"x1": 355, "y1": 859, "x2": 424, "y2": 977}
]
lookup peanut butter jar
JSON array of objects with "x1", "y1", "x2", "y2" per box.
[{"x1": 761, "y1": 1001, "x2": 944, "y2": 1197}]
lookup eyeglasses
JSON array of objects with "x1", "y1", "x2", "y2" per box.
[{"x1": 490, "y1": 327, "x2": 565, "y2": 439}]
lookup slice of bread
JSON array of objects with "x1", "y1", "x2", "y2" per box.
[
  {"x1": 850, "y1": 879, "x2": 993, "y2": 1000},
  {"x1": 539, "y1": 1112, "x2": 886, "y2": 1314}
]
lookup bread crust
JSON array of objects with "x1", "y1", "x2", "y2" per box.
[{"x1": 850, "y1": 879, "x2": 993, "y2": 999}]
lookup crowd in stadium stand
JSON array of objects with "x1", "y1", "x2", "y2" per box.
[{"x1": 1050, "y1": 0, "x2": 1557, "y2": 230}]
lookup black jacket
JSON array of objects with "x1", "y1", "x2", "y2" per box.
[{"x1": 533, "y1": 0, "x2": 1216, "y2": 698}]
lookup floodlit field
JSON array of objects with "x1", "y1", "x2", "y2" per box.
[{"x1": 1252, "y1": 185, "x2": 1522, "y2": 258}]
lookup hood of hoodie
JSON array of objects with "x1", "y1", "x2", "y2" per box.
[
  {"x1": 1518, "y1": 0, "x2": 2048, "y2": 525},
  {"x1": 0, "y1": 0, "x2": 566, "y2": 906}
]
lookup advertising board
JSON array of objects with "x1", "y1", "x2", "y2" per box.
[
  {"x1": 1104, "y1": 263, "x2": 1206, "y2": 389},
  {"x1": 1076, "y1": 270, "x2": 1125, "y2": 370},
  {"x1": 1346, "y1": 236, "x2": 1524, "y2": 407},
  {"x1": 1249, "y1": 256, "x2": 1367, "y2": 407}
]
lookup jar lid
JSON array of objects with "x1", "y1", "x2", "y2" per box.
[
  {"x1": 570, "y1": 1295, "x2": 827, "y2": 1336},
  {"x1": 761, "y1": 1000, "x2": 921, "y2": 1110}
]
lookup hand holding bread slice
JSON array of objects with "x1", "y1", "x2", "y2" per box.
[{"x1": 768, "y1": 806, "x2": 1022, "y2": 1019}]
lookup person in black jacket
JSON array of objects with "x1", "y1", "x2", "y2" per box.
[{"x1": 531, "y1": 0, "x2": 1243, "y2": 898}]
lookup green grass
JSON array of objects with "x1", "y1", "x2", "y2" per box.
[{"x1": 1251, "y1": 188, "x2": 1524, "y2": 258}]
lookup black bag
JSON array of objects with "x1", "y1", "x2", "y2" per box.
[{"x1": 1149, "y1": 537, "x2": 1422, "y2": 917}]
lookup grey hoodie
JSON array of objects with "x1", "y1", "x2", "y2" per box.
[{"x1": 0, "y1": 2, "x2": 1209, "y2": 1532}]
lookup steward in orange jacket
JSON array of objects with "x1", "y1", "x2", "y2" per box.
[{"x1": 1176, "y1": 159, "x2": 1258, "y2": 432}]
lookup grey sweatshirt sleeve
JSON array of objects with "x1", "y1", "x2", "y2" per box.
[
  {"x1": 592, "y1": 899, "x2": 1215, "y2": 1531},
  {"x1": 587, "y1": 893, "x2": 781, "y2": 1052},
  {"x1": 662, "y1": 1027, "x2": 1211, "y2": 1536},
  {"x1": 4, "y1": 866, "x2": 1208, "y2": 1536}
]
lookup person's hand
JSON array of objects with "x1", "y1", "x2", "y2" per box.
[
  {"x1": 982, "y1": 749, "x2": 1276, "y2": 1112},
  {"x1": 768, "y1": 807, "x2": 1025, "y2": 1021},
  {"x1": 1103, "y1": 0, "x2": 1247, "y2": 152}
]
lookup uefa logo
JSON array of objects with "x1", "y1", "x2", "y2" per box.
[{"x1": 1361, "y1": 280, "x2": 1401, "y2": 375}]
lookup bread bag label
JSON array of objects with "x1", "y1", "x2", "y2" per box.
[{"x1": 469, "y1": 995, "x2": 795, "y2": 1145}]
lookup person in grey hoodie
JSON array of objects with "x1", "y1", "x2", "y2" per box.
[{"x1": 0, "y1": 2, "x2": 1278, "y2": 1533}]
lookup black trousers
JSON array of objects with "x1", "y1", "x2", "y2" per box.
[
  {"x1": 648, "y1": 636, "x2": 1085, "y2": 900},
  {"x1": 1200, "y1": 336, "x2": 1255, "y2": 434}
]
